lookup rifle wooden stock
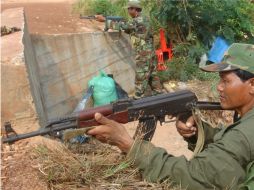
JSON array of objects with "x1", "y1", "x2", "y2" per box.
[{"x1": 77, "y1": 104, "x2": 129, "y2": 127}]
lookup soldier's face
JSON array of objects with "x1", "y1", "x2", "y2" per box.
[
  {"x1": 128, "y1": 7, "x2": 137, "y2": 18},
  {"x1": 217, "y1": 71, "x2": 254, "y2": 115}
]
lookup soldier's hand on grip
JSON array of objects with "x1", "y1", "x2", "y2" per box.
[{"x1": 176, "y1": 116, "x2": 197, "y2": 138}]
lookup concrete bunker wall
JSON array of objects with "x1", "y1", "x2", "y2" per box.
[{"x1": 24, "y1": 26, "x2": 135, "y2": 125}]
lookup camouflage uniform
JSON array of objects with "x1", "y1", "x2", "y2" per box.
[
  {"x1": 126, "y1": 43, "x2": 254, "y2": 189},
  {"x1": 1, "y1": 26, "x2": 21, "y2": 36},
  {"x1": 120, "y1": 14, "x2": 162, "y2": 98}
]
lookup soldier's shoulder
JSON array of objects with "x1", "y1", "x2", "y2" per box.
[
  {"x1": 134, "y1": 14, "x2": 149, "y2": 23},
  {"x1": 233, "y1": 116, "x2": 254, "y2": 155},
  {"x1": 237, "y1": 113, "x2": 254, "y2": 131},
  {"x1": 134, "y1": 15, "x2": 143, "y2": 23},
  {"x1": 234, "y1": 117, "x2": 254, "y2": 137}
]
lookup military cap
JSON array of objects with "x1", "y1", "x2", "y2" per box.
[
  {"x1": 126, "y1": 0, "x2": 142, "y2": 9},
  {"x1": 201, "y1": 43, "x2": 254, "y2": 74}
]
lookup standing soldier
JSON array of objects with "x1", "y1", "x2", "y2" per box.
[
  {"x1": 122, "y1": 0, "x2": 163, "y2": 98},
  {"x1": 103, "y1": 0, "x2": 163, "y2": 140},
  {"x1": 105, "y1": 0, "x2": 163, "y2": 99},
  {"x1": 123, "y1": 1, "x2": 162, "y2": 139}
]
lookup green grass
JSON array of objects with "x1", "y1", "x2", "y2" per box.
[
  {"x1": 72, "y1": 0, "x2": 129, "y2": 18},
  {"x1": 157, "y1": 58, "x2": 219, "y2": 82}
]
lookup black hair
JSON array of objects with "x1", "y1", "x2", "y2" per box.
[{"x1": 233, "y1": 69, "x2": 254, "y2": 82}]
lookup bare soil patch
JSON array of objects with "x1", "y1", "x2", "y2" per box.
[{"x1": 1, "y1": 1, "x2": 104, "y2": 34}]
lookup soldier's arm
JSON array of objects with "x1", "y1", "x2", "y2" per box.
[
  {"x1": 107, "y1": 20, "x2": 135, "y2": 34},
  {"x1": 127, "y1": 129, "x2": 250, "y2": 189},
  {"x1": 119, "y1": 21, "x2": 136, "y2": 34},
  {"x1": 120, "y1": 16, "x2": 146, "y2": 34}
]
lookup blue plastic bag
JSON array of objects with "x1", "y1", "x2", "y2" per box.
[
  {"x1": 73, "y1": 86, "x2": 94, "y2": 113},
  {"x1": 208, "y1": 36, "x2": 230, "y2": 63}
]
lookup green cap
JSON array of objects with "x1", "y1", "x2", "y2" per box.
[
  {"x1": 201, "y1": 43, "x2": 254, "y2": 74},
  {"x1": 126, "y1": 0, "x2": 142, "y2": 9}
]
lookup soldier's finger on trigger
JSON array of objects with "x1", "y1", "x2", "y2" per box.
[
  {"x1": 178, "y1": 128, "x2": 194, "y2": 135},
  {"x1": 182, "y1": 133, "x2": 195, "y2": 138},
  {"x1": 177, "y1": 122, "x2": 192, "y2": 132}
]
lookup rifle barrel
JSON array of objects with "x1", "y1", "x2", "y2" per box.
[
  {"x1": 80, "y1": 15, "x2": 96, "y2": 19},
  {"x1": 196, "y1": 101, "x2": 222, "y2": 110},
  {"x1": 2, "y1": 122, "x2": 77, "y2": 144}
]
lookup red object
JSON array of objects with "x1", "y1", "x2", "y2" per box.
[{"x1": 155, "y1": 29, "x2": 173, "y2": 71}]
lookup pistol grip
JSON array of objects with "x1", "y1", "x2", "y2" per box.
[{"x1": 178, "y1": 112, "x2": 192, "y2": 123}]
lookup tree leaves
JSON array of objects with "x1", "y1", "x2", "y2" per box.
[{"x1": 143, "y1": 0, "x2": 254, "y2": 66}]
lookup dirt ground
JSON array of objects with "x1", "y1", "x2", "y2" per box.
[
  {"x1": 1, "y1": 0, "x2": 104, "y2": 34},
  {"x1": 1, "y1": 0, "x2": 226, "y2": 189}
]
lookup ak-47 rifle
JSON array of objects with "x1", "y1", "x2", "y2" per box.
[
  {"x1": 80, "y1": 15, "x2": 125, "y2": 32},
  {"x1": 2, "y1": 90, "x2": 222, "y2": 144}
]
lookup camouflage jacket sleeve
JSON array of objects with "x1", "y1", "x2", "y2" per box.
[
  {"x1": 120, "y1": 20, "x2": 136, "y2": 34},
  {"x1": 120, "y1": 15, "x2": 153, "y2": 40},
  {"x1": 127, "y1": 120, "x2": 253, "y2": 189}
]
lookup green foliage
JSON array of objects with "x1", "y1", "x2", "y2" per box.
[
  {"x1": 140, "y1": 0, "x2": 164, "y2": 33},
  {"x1": 153, "y1": 0, "x2": 254, "y2": 45},
  {"x1": 150, "y1": 0, "x2": 254, "y2": 81},
  {"x1": 198, "y1": 0, "x2": 254, "y2": 44},
  {"x1": 111, "y1": 0, "x2": 129, "y2": 18},
  {"x1": 172, "y1": 42, "x2": 208, "y2": 65},
  {"x1": 72, "y1": 0, "x2": 129, "y2": 18},
  {"x1": 90, "y1": 0, "x2": 114, "y2": 15},
  {"x1": 72, "y1": 0, "x2": 93, "y2": 15},
  {"x1": 157, "y1": 58, "x2": 219, "y2": 82}
]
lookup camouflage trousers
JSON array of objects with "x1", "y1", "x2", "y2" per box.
[{"x1": 134, "y1": 52, "x2": 163, "y2": 99}]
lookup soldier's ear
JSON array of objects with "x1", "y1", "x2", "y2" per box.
[{"x1": 249, "y1": 78, "x2": 254, "y2": 95}]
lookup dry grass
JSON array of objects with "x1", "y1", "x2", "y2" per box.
[
  {"x1": 32, "y1": 138, "x2": 181, "y2": 190},
  {"x1": 183, "y1": 80, "x2": 234, "y2": 127},
  {"x1": 28, "y1": 80, "x2": 233, "y2": 189}
]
